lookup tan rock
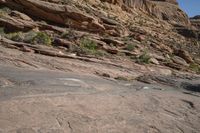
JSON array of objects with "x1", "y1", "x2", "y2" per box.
[
  {"x1": 190, "y1": 15, "x2": 200, "y2": 30},
  {"x1": 150, "y1": 58, "x2": 160, "y2": 65},
  {"x1": 175, "y1": 49, "x2": 194, "y2": 63},
  {"x1": 194, "y1": 58, "x2": 200, "y2": 65},
  {"x1": 172, "y1": 56, "x2": 189, "y2": 67},
  {"x1": 147, "y1": 66, "x2": 172, "y2": 75},
  {"x1": 102, "y1": 45, "x2": 118, "y2": 54},
  {"x1": 0, "y1": 15, "x2": 38, "y2": 31},
  {"x1": 101, "y1": 37, "x2": 124, "y2": 46},
  {"x1": 2, "y1": 0, "x2": 105, "y2": 32},
  {"x1": 101, "y1": 0, "x2": 189, "y2": 26},
  {"x1": 149, "y1": 53, "x2": 165, "y2": 61}
]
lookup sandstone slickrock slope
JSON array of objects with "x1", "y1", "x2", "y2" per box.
[
  {"x1": 0, "y1": 1, "x2": 200, "y2": 132},
  {"x1": 0, "y1": 0, "x2": 200, "y2": 75}
]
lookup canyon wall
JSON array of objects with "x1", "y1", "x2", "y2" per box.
[{"x1": 101, "y1": 0, "x2": 189, "y2": 26}]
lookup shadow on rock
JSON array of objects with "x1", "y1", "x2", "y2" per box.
[{"x1": 181, "y1": 83, "x2": 200, "y2": 92}]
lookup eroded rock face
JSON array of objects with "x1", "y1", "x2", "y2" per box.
[
  {"x1": 191, "y1": 15, "x2": 200, "y2": 19},
  {"x1": 0, "y1": 0, "x2": 105, "y2": 32},
  {"x1": 190, "y1": 15, "x2": 200, "y2": 30},
  {"x1": 153, "y1": 0, "x2": 178, "y2": 5},
  {"x1": 101, "y1": 0, "x2": 178, "y2": 7},
  {"x1": 0, "y1": 0, "x2": 189, "y2": 28},
  {"x1": 101, "y1": 0, "x2": 189, "y2": 26}
]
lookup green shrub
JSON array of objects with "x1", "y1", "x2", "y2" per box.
[
  {"x1": 6, "y1": 32, "x2": 24, "y2": 42},
  {"x1": 0, "y1": 6, "x2": 11, "y2": 13},
  {"x1": 1, "y1": 30, "x2": 52, "y2": 46},
  {"x1": 189, "y1": 63, "x2": 200, "y2": 73},
  {"x1": 122, "y1": 36, "x2": 138, "y2": 52},
  {"x1": 0, "y1": 6, "x2": 11, "y2": 16},
  {"x1": 61, "y1": 0, "x2": 72, "y2": 4},
  {"x1": 78, "y1": 37, "x2": 108, "y2": 56},
  {"x1": 0, "y1": 11, "x2": 4, "y2": 17},
  {"x1": 61, "y1": 31, "x2": 70, "y2": 38},
  {"x1": 137, "y1": 51, "x2": 151, "y2": 64},
  {"x1": 125, "y1": 43, "x2": 135, "y2": 51},
  {"x1": 4, "y1": 31, "x2": 38, "y2": 43},
  {"x1": 32, "y1": 32, "x2": 52, "y2": 45},
  {"x1": 80, "y1": 37, "x2": 97, "y2": 51},
  {"x1": 23, "y1": 31, "x2": 37, "y2": 43},
  {"x1": 61, "y1": 30, "x2": 76, "y2": 40},
  {"x1": 0, "y1": 27, "x2": 5, "y2": 35},
  {"x1": 94, "y1": 50, "x2": 108, "y2": 57}
]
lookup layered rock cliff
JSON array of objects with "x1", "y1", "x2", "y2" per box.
[
  {"x1": 0, "y1": 0, "x2": 190, "y2": 28},
  {"x1": 190, "y1": 15, "x2": 200, "y2": 30},
  {"x1": 101, "y1": 0, "x2": 189, "y2": 26}
]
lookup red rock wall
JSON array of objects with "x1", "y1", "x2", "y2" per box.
[{"x1": 101, "y1": 0, "x2": 189, "y2": 26}]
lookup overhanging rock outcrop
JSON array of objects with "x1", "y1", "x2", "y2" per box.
[
  {"x1": 0, "y1": 0, "x2": 105, "y2": 32},
  {"x1": 0, "y1": 0, "x2": 190, "y2": 28}
]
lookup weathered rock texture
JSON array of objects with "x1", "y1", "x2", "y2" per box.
[
  {"x1": 101, "y1": 0, "x2": 189, "y2": 26},
  {"x1": 0, "y1": 2, "x2": 200, "y2": 132},
  {"x1": 0, "y1": 0, "x2": 106, "y2": 32},
  {"x1": 0, "y1": 0, "x2": 189, "y2": 27},
  {"x1": 0, "y1": 0, "x2": 200, "y2": 74},
  {"x1": 190, "y1": 15, "x2": 200, "y2": 30}
]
